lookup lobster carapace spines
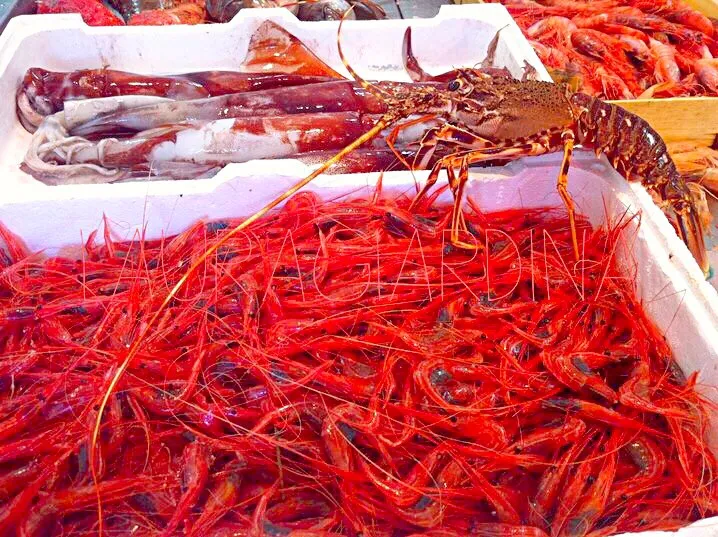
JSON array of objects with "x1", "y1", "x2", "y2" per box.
[{"x1": 416, "y1": 68, "x2": 707, "y2": 274}]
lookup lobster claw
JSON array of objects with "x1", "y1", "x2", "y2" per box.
[{"x1": 674, "y1": 208, "x2": 709, "y2": 278}]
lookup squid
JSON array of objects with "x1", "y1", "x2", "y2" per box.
[
  {"x1": 16, "y1": 20, "x2": 345, "y2": 132},
  {"x1": 23, "y1": 108, "x2": 436, "y2": 184}
]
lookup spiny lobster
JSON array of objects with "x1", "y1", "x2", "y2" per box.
[
  {"x1": 408, "y1": 67, "x2": 707, "y2": 276},
  {"x1": 301, "y1": 25, "x2": 708, "y2": 275}
]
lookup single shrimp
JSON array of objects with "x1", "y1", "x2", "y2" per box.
[
  {"x1": 591, "y1": 64, "x2": 636, "y2": 99},
  {"x1": 161, "y1": 441, "x2": 212, "y2": 536},
  {"x1": 696, "y1": 58, "x2": 718, "y2": 92},
  {"x1": 664, "y1": 8, "x2": 715, "y2": 37},
  {"x1": 512, "y1": 416, "x2": 587, "y2": 452},
  {"x1": 530, "y1": 40, "x2": 571, "y2": 70},
  {"x1": 187, "y1": 471, "x2": 243, "y2": 537},
  {"x1": 649, "y1": 38, "x2": 682, "y2": 83},
  {"x1": 461, "y1": 524, "x2": 550, "y2": 537},
  {"x1": 542, "y1": 398, "x2": 667, "y2": 436},
  {"x1": 610, "y1": 437, "x2": 666, "y2": 505},
  {"x1": 615, "y1": 34, "x2": 652, "y2": 63},
  {"x1": 561, "y1": 432, "x2": 621, "y2": 536},
  {"x1": 618, "y1": 360, "x2": 691, "y2": 418},
  {"x1": 526, "y1": 16, "x2": 577, "y2": 45},
  {"x1": 462, "y1": 463, "x2": 522, "y2": 524},
  {"x1": 542, "y1": 350, "x2": 618, "y2": 402},
  {"x1": 552, "y1": 437, "x2": 605, "y2": 535}
]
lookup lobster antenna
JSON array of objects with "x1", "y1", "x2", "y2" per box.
[{"x1": 336, "y1": 5, "x2": 392, "y2": 100}]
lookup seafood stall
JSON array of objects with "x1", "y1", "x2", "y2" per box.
[{"x1": 3, "y1": 3, "x2": 718, "y2": 537}]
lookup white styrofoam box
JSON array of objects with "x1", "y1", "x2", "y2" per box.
[
  {"x1": 1, "y1": 8, "x2": 718, "y2": 536},
  {"x1": 0, "y1": 4, "x2": 549, "y2": 192}
]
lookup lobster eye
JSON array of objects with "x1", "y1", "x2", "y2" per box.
[{"x1": 448, "y1": 79, "x2": 462, "y2": 92}]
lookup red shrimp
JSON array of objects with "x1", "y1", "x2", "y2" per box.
[
  {"x1": 649, "y1": 38, "x2": 682, "y2": 82},
  {"x1": 393, "y1": 460, "x2": 465, "y2": 527},
  {"x1": 551, "y1": 437, "x2": 605, "y2": 536},
  {"x1": 664, "y1": 8, "x2": 715, "y2": 37},
  {"x1": 528, "y1": 435, "x2": 593, "y2": 530},
  {"x1": 0, "y1": 198, "x2": 715, "y2": 535},
  {"x1": 570, "y1": 29, "x2": 644, "y2": 95},
  {"x1": 542, "y1": 398, "x2": 666, "y2": 436},
  {"x1": 530, "y1": 41, "x2": 571, "y2": 70},
  {"x1": 609, "y1": 437, "x2": 667, "y2": 505},
  {"x1": 187, "y1": 471, "x2": 243, "y2": 537},
  {"x1": 596, "y1": 65, "x2": 637, "y2": 99},
  {"x1": 463, "y1": 464, "x2": 522, "y2": 524},
  {"x1": 161, "y1": 441, "x2": 211, "y2": 536},
  {"x1": 0, "y1": 222, "x2": 30, "y2": 264},
  {"x1": 359, "y1": 447, "x2": 446, "y2": 509},
  {"x1": 512, "y1": 416, "x2": 587, "y2": 452},
  {"x1": 561, "y1": 433, "x2": 621, "y2": 536},
  {"x1": 615, "y1": 34, "x2": 652, "y2": 63},
  {"x1": 526, "y1": 16, "x2": 577, "y2": 44},
  {"x1": 460, "y1": 524, "x2": 549, "y2": 537},
  {"x1": 36, "y1": 0, "x2": 124, "y2": 26},
  {"x1": 618, "y1": 360, "x2": 691, "y2": 418},
  {"x1": 0, "y1": 460, "x2": 42, "y2": 501},
  {"x1": 19, "y1": 477, "x2": 163, "y2": 537},
  {"x1": 696, "y1": 58, "x2": 718, "y2": 92},
  {"x1": 542, "y1": 350, "x2": 618, "y2": 402}
]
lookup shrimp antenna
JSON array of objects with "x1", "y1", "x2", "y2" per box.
[{"x1": 336, "y1": 5, "x2": 392, "y2": 100}]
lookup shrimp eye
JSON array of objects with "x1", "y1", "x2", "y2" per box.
[{"x1": 448, "y1": 79, "x2": 462, "y2": 92}]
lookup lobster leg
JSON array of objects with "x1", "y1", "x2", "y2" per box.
[
  {"x1": 385, "y1": 114, "x2": 441, "y2": 175},
  {"x1": 557, "y1": 131, "x2": 580, "y2": 261},
  {"x1": 425, "y1": 139, "x2": 575, "y2": 251},
  {"x1": 450, "y1": 157, "x2": 475, "y2": 249},
  {"x1": 409, "y1": 123, "x2": 495, "y2": 211}
]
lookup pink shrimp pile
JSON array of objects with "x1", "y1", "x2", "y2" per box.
[{"x1": 502, "y1": 0, "x2": 718, "y2": 99}]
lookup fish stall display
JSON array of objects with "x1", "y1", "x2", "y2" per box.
[
  {"x1": 2, "y1": 7, "x2": 718, "y2": 537},
  {"x1": 0, "y1": 190, "x2": 717, "y2": 536}
]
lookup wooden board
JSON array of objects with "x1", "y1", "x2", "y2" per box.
[
  {"x1": 608, "y1": 97, "x2": 718, "y2": 147},
  {"x1": 684, "y1": 0, "x2": 718, "y2": 17}
]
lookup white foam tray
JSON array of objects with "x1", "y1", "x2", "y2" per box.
[
  {"x1": 0, "y1": 4, "x2": 547, "y2": 192},
  {"x1": 1, "y1": 7, "x2": 718, "y2": 535}
]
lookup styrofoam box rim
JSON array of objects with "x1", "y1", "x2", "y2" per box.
[{"x1": 1, "y1": 7, "x2": 718, "y2": 536}]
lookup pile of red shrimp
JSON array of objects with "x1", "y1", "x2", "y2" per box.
[
  {"x1": 1, "y1": 192, "x2": 717, "y2": 536},
  {"x1": 502, "y1": 0, "x2": 718, "y2": 99}
]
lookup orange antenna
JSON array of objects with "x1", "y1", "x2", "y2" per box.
[{"x1": 336, "y1": 5, "x2": 392, "y2": 101}]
